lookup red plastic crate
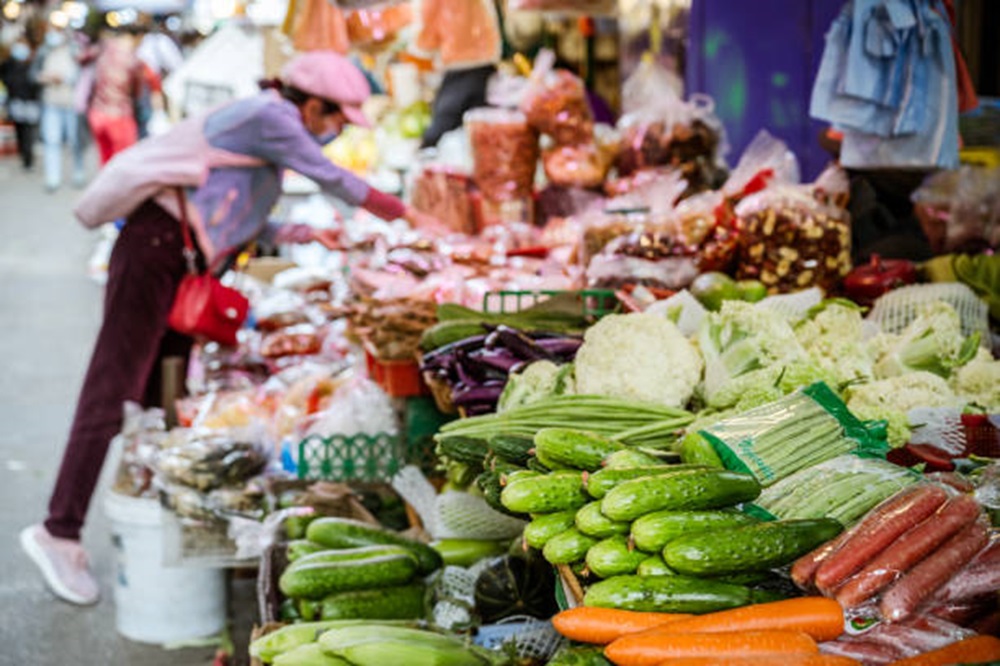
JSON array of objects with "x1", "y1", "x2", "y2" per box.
[{"x1": 363, "y1": 344, "x2": 428, "y2": 398}]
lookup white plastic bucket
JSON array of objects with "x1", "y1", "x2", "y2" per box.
[{"x1": 104, "y1": 492, "x2": 227, "y2": 645}]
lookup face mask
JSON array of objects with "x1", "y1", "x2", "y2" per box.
[
  {"x1": 313, "y1": 129, "x2": 339, "y2": 146},
  {"x1": 10, "y1": 44, "x2": 30, "y2": 61},
  {"x1": 45, "y1": 32, "x2": 65, "y2": 48}
]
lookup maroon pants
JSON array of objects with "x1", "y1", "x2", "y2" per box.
[{"x1": 45, "y1": 201, "x2": 195, "y2": 540}]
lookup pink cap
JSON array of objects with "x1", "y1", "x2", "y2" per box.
[{"x1": 283, "y1": 51, "x2": 372, "y2": 128}]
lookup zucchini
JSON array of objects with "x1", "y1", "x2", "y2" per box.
[
  {"x1": 662, "y1": 518, "x2": 844, "y2": 576},
  {"x1": 501, "y1": 470, "x2": 589, "y2": 514},
  {"x1": 273, "y1": 642, "x2": 352, "y2": 666},
  {"x1": 575, "y1": 502, "x2": 630, "y2": 538},
  {"x1": 318, "y1": 582, "x2": 427, "y2": 620},
  {"x1": 306, "y1": 517, "x2": 443, "y2": 574},
  {"x1": 602, "y1": 449, "x2": 664, "y2": 469},
  {"x1": 523, "y1": 511, "x2": 578, "y2": 550},
  {"x1": 582, "y1": 574, "x2": 754, "y2": 613},
  {"x1": 279, "y1": 547, "x2": 419, "y2": 599},
  {"x1": 436, "y1": 435, "x2": 491, "y2": 467},
  {"x1": 534, "y1": 428, "x2": 626, "y2": 472},
  {"x1": 286, "y1": 539, "x2": 326, "y2": 563},
  {"x1": 636, "y1": 555, "x2": 675, "y2": 577},
  {"x1": 630, "y1": 510, "x2": 760, "y2": 553},
  {"x1": 430, "y1": 539, "x2": 509, "y2": 567},
  {"x1": 584, "y1": 465, "x2": 706, "y2": 500},
  {"x1": 542, "y1": 528, "x2": 599, "y2": 565},
  {"x1": 489, "y1": 434, "x2": 535, "y2": 466},
  {"x1": 601, "y1": 469, "x2": 761, "y2": 522},
  {"x1": 585, "y1": 536, "x2": 650, "y2": 578}
]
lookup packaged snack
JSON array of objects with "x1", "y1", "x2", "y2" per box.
[
  {"x1": 410, "y1": 165, "x2": 479, "y2": 235},
  {"x1": 521, "y1": 53, "x2": 594, "y2": 146},
  {"x1": 465, "y1": 108, "x2": 539, "y2": 201},
  {"x1": 542, "y1": 142, "x2": 612, "y2": 189}
]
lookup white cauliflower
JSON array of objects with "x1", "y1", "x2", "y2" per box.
[
  {"x1": 872, "y1": 301, "x2": 981, "y2": 379},
  {"x1": 574, "y1": 313, "x2": 703, "y2": 408},
  {"x1": 846, "y1": 372, "x2": 964, "y2": 447},
  {"x1": 950, "y1": 347, "x2": 1000, "y2": 411},
  {"x1": 795, "y1": 300, "x2": 875, "y2": 385}
]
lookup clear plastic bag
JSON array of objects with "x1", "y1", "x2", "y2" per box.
[
  {"x1": 465, "y1": 107, "x2": 539, "y2": 201},
  {"x1": 507, "y1": 0, "x2": 617, "y2": 14},
  {"x1": 722, "y1": 129, "x2": 801, "y2": 199},
  {"x1": 542, "y1": 142, "x2": 614, "y2": 189},
  {"x1": 698, "y1": 383, "x2": 890, "y2": 488},
  {"x1": 520, "y1": 51, "x2": 594, "y2": 146},
  {"x1": 734, "y1": 182, "x2": 852, "y2": 294},
  {"x1": 410, "y1": 164, "x2": 479, "y2": 235},
  {"x1": 912, "y1": 166, "x2": 1000, "y2": 253},
  {"x1": 154, "y1": 427, "x2": 270, "y2": 492}
]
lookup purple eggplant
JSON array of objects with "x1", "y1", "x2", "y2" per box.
[
  {"x1": 467, "y1": 348, "x2": 523, "y2": 373},
  {"x1": 421, "y1": 334, "x2": 489, "y2": 364},
  {"x1": 492, "y1": 326, "x2": 557, "y2": 362},
  {"x1": 533, "y1": 337, "x2": 583, "y2": 357},
  {"x1": 450, "y1": 383, "x2": 505, "y2": 408}
]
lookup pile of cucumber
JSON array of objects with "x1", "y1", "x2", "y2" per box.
[
  {"x1": 493, "y1": 429, "x2": 844, "y2": 614},
  {"x1": 276, "y1": 517, "x2": 443, "y2": 623}
]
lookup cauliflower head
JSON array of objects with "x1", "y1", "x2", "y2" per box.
[
  {"x1": 574, "y1": 313, "x2": 703, "y2": 409},
  {"x1": 846, "y1": 372, "x2": 964, "y2": 447},
  {"x1": 950, "y1": 347, "x2": 1000, "y2": 411},
  {"x1": 796, "y1": 300, "x2": 875, "y2": 385},
  {"x1": 872, "y1": 301, "x2": 981, "y2": 379}
]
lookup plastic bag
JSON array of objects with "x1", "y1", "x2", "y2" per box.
[
  {"x1": 345, "y1": 2, "x2": 413, "y2": 47},
  {"x1": 722, "y1": 129, "x2": 801, "y2": 199},
  {"x1": 622, "y1": 55, "x2": 684, "y2": 117},
  {"x1": 542, "y1": 142, "x2": 612, "y2": 189},
  {"x1": 411, "y1": 164, "x2": 479, "y2": 235},
  {"x1": 521, "y1": 51, "x2": 594, "y2": 146},
  {"x1": 283, "y1": 0, "x2": 349, "y2": 53},
  {"x1": 734, "y1": 182, "x2": 852, "y2": 294},
  {"x1": 302, "y1": 377, "x2": 398, "y2": 439},
  {"x1": 507, "y1": 0, "x2": 616, "y2": 14},
  {"x1": 154, "y1": 427, "x2": 270, "y2": 492},
  {"x1": 465, "y1": 107, "x2": 539, "y2": 202},
  {"x1": 587, "y1": 253, "x2": 698, "y2": 291},
  {"x1": 912, "y1": 166, "x2": 1000, "y2": 253},
  {"x1": 697, "y1": 383, "x2": 891, "y2": 488},
  {"x1": 260, "y1": 324, "x2": 324, "y2": 359},
  {"x1": 111, "y1": 402, "x2": 168, "y2": 499},
  {"x1": 416, "y1": 0, "x2": 501, "y2": 68}
]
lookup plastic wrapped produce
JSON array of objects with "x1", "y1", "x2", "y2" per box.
[
  {"x1": 735, "y1": 184, "x2": 852, "y2": 294},
  {"x1": 465, "y1": 108, "x2": 539, "y2": 201},
  {"x1": 521, "y1": 52, "x2": 594, "y2": 145}
]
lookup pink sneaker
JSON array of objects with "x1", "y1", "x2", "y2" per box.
[{"x1": 20, "y1": 525, "x2": 100, "y2": 606}]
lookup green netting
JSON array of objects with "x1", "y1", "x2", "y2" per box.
[
  {"x1": 482, "y1": 290, "x2": 620, "y2": 319},
  {"x1": 297, "y1": 433, "x2": 405, "y2": 482}
]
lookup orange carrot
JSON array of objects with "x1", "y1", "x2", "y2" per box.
[
  {"x1": 637, "y1": 597, "x2": 845, "y2": 643},
  {"x1": 653, "y1": 655, "x2": 861, "y2": 666},
  {"x1": 551, "y1": 607, "x2": 691, "y2": 644},
  {"x1": 604, "y1": 629, "x2": 819, "y2": 666},
  {"x1": 885, "y1": 635, "x2": 1000, "y2": 666}
]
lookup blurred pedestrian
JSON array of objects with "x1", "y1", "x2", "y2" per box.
[
  {"x1": 0, "y1": 37, "x2": 42, "y2": 171},
  {"x1": 37, "y1": 28, "x2": 86, "y2": 190},
  {"x1": 87, "y1": 27, "x2": 143, "y2": 165}
]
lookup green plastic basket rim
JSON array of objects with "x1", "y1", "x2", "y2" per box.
[
  {"x1": 481, "y1": 289, "x2": 619, "y2": 318},
  {"x1": 297, "y1": 432, "x2": 404, "y2": 482}
]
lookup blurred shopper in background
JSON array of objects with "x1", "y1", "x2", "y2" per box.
[
  {"x1": 37, "y1": 27, "x2": 86, "y2": 191},
  {"x1": 0, "y1": 36, "x2": 42, "y2": 171},
  {"x1": 86, "y1": 27, "x2": 143, "y2": 165}
]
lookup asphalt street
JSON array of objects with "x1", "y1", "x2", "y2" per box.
[{"x1": 0, "y1": 145, "x2": 253, "y2": 665}]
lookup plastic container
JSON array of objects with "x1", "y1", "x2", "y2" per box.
[
  {"x1": 364, "y1": 343, "x2": 428, "y2": 398},
  {"x1": 103, "y1": 491, "x2": 226, "y2": 645}
]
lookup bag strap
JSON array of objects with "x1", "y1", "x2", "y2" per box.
[{"x1": 174, "y1": 187, "x2": 198, "y2": 275}]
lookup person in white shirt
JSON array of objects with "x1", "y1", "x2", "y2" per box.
[{"x1": 37, "y1": 28, "x2": 86, "y2": 191}]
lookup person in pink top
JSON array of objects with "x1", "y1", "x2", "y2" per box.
[{"x1": 87, "y1": 29, "x2": 143, "y2": 165}]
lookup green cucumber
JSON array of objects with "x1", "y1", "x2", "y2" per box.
[
  {"x1": 601, "y1": 469, "x2": 762, "y2": 522},
  {"x1": 585, "y1": 536, "x2": 650, "y2": 578},
  {"x1": 630, "y1": 510, "x2": 760, "y2": 553},
  {"x1": 602, "y1": 449, "x2": 665, "y2": 469},
  {"x1": 583, "y1": 574, "x2": 754, "y2": 613},
  {"x1": 543, "y1": 528, "x2": 600, "y2": 565},
  {"x1": 437, "y1": 435, "x2": 491, "y2": 467},
  {"x1": 584, "y1": 465, "x2": 707, "y2": 500},
  {"x1": 249, "y1": 620, "x2": 413, "y2": 663},
  {"x1": 306, "y1": 517, "x2": 443, "y2": 574},
  {"x1": 662, "y1": 518, "x2": 844, "y2": 576},
  {"x1": 575, "y1": 502, "x2": 630, "y2": 538},
  {"x1": 636, "y1": 555, "x2": 675, "y2": 577},
  {"x1": 297, "y1": 598, "x2": 320, "y2": 621},
  {"x1": 273, "y1": 642, "x2": 352, "y2": 666},
  {"x1": 526, "y1": 457, "x2": 553, "y2": 474},
  {"x1": 279, "y1": 548, "x2": 419, "y2": 599},
  {"x1": 501, "y1": 470, "x2": 589, "y2": 514},
  {"x1": 431, "y1": 539, "x2": 509, "y2": 567},
  {"x1": 420, "y1": 321, "x2": 488, "y2": 351},
  {"x1": 548, "y1": 644, "x2": 614, "y2": 666},
  {"x1": 287, "y1": 545, "x2": 416, "y2": 570},
  {"x1": 489, "y1": 434, "x2": 535, "y2": 466},
  {"x1": 286, "y1": 539, "x2": 326, "y2": 563},
  {"x1": 476, "y1": 471, "x2": 524, "y2": 518},
  {"x1": 679, "y1": 432, "x2": 725, "y2": 468},
  {"x1": 524, "y1": 511, "x2": 578, "y2": 550},
  {"x1": 280, "y1": 597, "x2": 303, "y2": 621},
  {"x1": 501, "y1": 469, "x2": 540, "y2": 486},
  {"x1": 319, "y1": 582, "x2": 427, "y2": 620},
  {"x1": 534, "y1": 428, "x2": 626, "y2": 472}
]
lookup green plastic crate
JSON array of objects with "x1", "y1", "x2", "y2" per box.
[
  {"x1": 481, "y1": 289, "x2": 619, "y2": 319},
  {"x1": 297, "y1": 433, "x2": 405, "y2": 482}
]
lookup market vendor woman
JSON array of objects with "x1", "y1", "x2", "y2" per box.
[{"x1": 20, "y1": 51, "x2": 437, "y2": 605}]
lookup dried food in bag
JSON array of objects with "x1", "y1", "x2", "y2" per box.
[
  {"x1": 542, "y1": 142, "x2": 612, "y2": 189},
  {"x1": 260, "y1": 324, "x2": 324, "y2": 358},
  {"x1": 155, "y1": 429, "x2": 270, "y2": 492},
  {"x1": 411, "y1": 165, "x2": 478, "y2": 235},
  {"x1": 522, "y1": 67, "x2": 594, "y2": 146},
  {"x1": 416, "y1": 0, "x2": 501, "y2": 68},
  {"x1": 465, "y1": 108, "x2": 539, "y2": 201},
  {"x1": 912, "y1": 166, "x2": 1000, "y2": 254},
  {"x1": 346, "y1": 3, "x2": 413, "y2": 47},
  {"x1": 735, "y1": 184, "x2": 852, "y2": 294}
]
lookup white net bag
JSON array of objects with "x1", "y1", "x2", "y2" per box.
[
  {"x1": 754, "y1": 287, "x2": 824, "y2": 321},
  {"x1": 908, "y1": 407, "x2": 967, "y2": 456},
  {"x1": 867, "y1": 283, "x2": 990, "y2": 340},
  {"x1": 474, "y1": 615, "x2": 566, "y2": 661}
]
